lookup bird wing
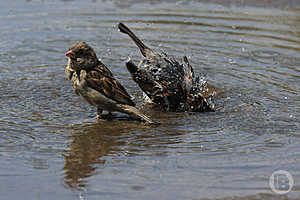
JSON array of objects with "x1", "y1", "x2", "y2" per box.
[
  {"x1": 85, "y1": 64, "x2": 135, "y2": 106},
  {"x1": 126, "y1": 60, "x2": 167, "y2": 104},
  {"x1": 183, "y1": 56, "x2": 194, "y2": 80}
]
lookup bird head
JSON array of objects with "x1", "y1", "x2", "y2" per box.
[{"x1": 66, "y1": 41, "x2": 99, "y2": 71}]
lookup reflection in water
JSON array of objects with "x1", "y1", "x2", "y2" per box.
[
  {"x1": 63, "y1": 116, "x2": 192, "y2": 189},
  {"x1": 63, "y1": 122, "x2": 136, "y2": 188}
]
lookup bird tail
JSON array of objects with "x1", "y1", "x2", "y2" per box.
[
  {"x1": 116, "y1": 104, "x2": 158, "y2": 124},
  {"x1": 118, "y1": 22, "x2": 152, "y2": 58}
]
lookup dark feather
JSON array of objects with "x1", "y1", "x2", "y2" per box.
[
  {"x1": 118, "y1": 23, "x2": 153, "y2": 58},
  {"x1": 119, "y1": 23, "x2": 215, "y2": 112}
]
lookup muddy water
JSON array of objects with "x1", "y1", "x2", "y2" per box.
[{"x1": 0, "y1": 0, "x2": 299, "y2": 199}]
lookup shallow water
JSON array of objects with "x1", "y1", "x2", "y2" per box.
[{"x1": 0, "y1": 0, "x2": 299, "y2": 199}]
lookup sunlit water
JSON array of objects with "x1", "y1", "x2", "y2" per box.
[{"x1": 0, "y1": 0, "x2": 299, "y2": 199}]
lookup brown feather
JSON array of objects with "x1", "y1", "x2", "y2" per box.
[
  {"x1": 85, "y1": 64, "x2": 135, "y2": 106},
  {"x1": 65, "y1": 41, "x2": 156, "y2": 123}
]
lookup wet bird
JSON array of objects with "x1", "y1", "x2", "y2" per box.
[
  {"x1": 65, "y1": 41, "x2": 155, "y2": 123},
  {"x1": 118, "y1": 23, "x2": 214, "y2": 112}
]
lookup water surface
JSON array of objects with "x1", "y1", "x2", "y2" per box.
[{"x1": 0, "y1": 0, "x2": 299, "y2": 199}]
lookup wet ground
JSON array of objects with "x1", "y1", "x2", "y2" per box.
[{"x1": 0, "y1": 0, "x2": 299, "y2": 199}]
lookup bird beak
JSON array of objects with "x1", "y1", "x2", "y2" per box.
[{"x1": 66, "y1": 50, "x2": 76, "y2": 59}]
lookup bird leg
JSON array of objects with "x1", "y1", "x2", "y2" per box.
[
  {"x1": 95, "y1": 108, "x2": 103, "y2": 120},
  {"x1": 96, "y1": 108, "x2": 115, "y2": 120}
]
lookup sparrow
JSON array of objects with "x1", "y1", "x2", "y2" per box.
[
  {"x1": 65, "y1": 41, "x2": 155, "y2": 123},
  {"x1": 118, "y1": 23, "x2": 214, "y2": 112}
]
